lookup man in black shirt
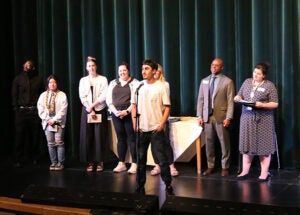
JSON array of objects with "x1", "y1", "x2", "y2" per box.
[{"x1": 12, "y1": 60, "x2": 44, "y2": 166}]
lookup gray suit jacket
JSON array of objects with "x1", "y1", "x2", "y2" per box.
[{"x1": 197, "y1": 73, "x2": 235, "y2": 122}]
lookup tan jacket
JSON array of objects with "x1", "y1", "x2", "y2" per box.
[{"x1": 197, "y1": 74, "x2": 235, "y2": 122}]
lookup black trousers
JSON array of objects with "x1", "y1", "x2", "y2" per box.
[
  {"x1": 136, "y1": 130, "x2": 171, "y2": 187},
  {"x1": 14, "y1": 108, "x2": 42, "y2": 163},
  {"x1": 112, "y1": 113, "x2": 136, "y2": 163},
  {"x1": 151, "y1": 122, "x2": 174, "y2": 165}
]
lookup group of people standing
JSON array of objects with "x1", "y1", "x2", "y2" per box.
[
  {"x1": 12, "y1": 60, "x2": 69, "y2": 170},
  {"x1": 12, "y1": 57, "x2": 176, "y2": 194},
  {"x1": 11, "y1": 56, "x2": 278, "y2": 196},
  {"x1": 197, "y1": 58, "x2": 278, "y2": 181}
]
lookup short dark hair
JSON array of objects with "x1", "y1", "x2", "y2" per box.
[
  {"x1": 142, "y1": 59, "x2": 158, "y2": 70},
  {"x1": 23, "y1": 60, "x2": 36, "y2": 70},
  {"x1": 255, "y1": 62, "x2": 271, "y2": 75},
  {"x1": 119, "y1": 62, "x2": 130, "y2": 71}
]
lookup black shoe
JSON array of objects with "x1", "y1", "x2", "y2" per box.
[
  {"x1": 257, "y1": 174, "x2": 271, "y2": 182},
  {"x1": 237, "y1": 174, "x2": 249, "y2": 180},
  {"x1": 166, "y1": 185, "x2": 174, "y2": 195},
  {"x1": 135, "y1": 186, "x2": 145, "y2": 194}
]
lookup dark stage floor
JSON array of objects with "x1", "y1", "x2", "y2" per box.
[{"x1": 1, "y1": 155, "x2": 300, "y2": 214}]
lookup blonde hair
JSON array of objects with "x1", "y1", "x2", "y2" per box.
[
  {"x1": 157, "y1": 64, "x2": 166, "y2": 82},
  {"x1": 86, "y1": 56, "x2": 97, "y2": 64}
]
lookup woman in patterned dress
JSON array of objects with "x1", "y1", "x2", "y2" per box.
[{"x1": 234, "y1": 62, "x2": 278, "y2": 181}]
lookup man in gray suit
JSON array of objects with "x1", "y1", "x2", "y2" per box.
[{"x1": 197, "y1": 58, "x2": 235, "y2": 177}]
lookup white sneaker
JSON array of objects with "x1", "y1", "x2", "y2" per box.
[
  {"x1": 127, "y1": 163, "x2": 137, "y2": 174},
  {"x1": 113, "y1": 162, "x2": 127, "y2": 173},
  {"x1": 55, "y1": 162, "x2": 64, "y2": 171},
  {"x1": 49, "y1": 163, "x2": 56, "y2": 171}
]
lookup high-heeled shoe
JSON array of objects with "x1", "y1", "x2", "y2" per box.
[
  {"x1": 257, "y1": 174, "x2": 271, "y2": 182},
  {"x1": 237, "y1": 174, "x2": 249, "y2": 180}
]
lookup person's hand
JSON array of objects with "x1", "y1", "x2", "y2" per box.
[
  {"x1": 118, "y1": 110, "x2": 128, "y2": 119},
  {"x1": 198, "y1": 118, "x2": 204, "y2": 127},
  {"x1": 86, "y1": 106, "x2": 93, "y2": 113},
  {"x1": 89, "y1": 110, "x2": 97, "y2": 119},
  {"x1": 47, "y1": 119, "x2": 55, "y2": 126},
  {"x1": 255, "y1": 101, "x2": 263, "y2": 108},
  {"x1": 133, "y1": 125, "x2": 141, "y2": 133},
  {"x1": 114, "y1": 110, "x2": 121, "y2": 117},
  {"x1": 153, "y1": 123, "x2": 164, "y2": 133},
  {"x1": 223, "y1": 119, "x2": 230, "y2": 127},
  {"x1": 234, "y1": 95, "x2": 242, "y2": 102}
]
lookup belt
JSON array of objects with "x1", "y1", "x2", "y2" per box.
[{"x1": 19, "y1": 106, "x2": 36, "y2": 110}]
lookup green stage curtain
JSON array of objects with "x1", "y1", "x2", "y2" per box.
[{"x1": 2, "y1": 0, "x2": 299, "y2": 168}]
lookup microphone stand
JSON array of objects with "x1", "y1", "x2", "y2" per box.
[{"x1": 135, "y1": 88, "x2": 141, "y2": 190}]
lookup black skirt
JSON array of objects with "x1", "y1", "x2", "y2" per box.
[{"x1": 79, "y1": 107, "x2": 108, "y2": 163}]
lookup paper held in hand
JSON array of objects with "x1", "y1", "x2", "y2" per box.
[
  {"x1": 47, "y1": 125, "x2": 58, "y2": 132},
  {"x1": 87, "y1": 114, "x2": 102, "y2": 123}
]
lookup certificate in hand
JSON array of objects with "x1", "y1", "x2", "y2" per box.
[
  {"x1": 87, "y1": 114, "x2": 102, "y2": 123},
  {"x1": 236, "y1": 100, "x2": 255, "y2": 107}
]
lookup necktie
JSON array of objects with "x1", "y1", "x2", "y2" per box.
[
  {"x1": 49, "y1": 92, "x2": 55, "y2": 117},
  {"x1": 209, "y1": 76, "x2": 216, "y2": 114},
  {"x1": 49, "y1": 92, "x2": 54, "y2": 106}
]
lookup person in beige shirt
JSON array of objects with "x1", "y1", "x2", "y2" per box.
[{"x1": 150, "y1": 63, "x2": 179, "y2": 177}]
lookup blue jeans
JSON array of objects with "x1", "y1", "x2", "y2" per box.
[
  {"x1": 136, "y1": 130, "x2": 171, "y2": 187},
  {"x1": 45, "y1": 125, "x2": 65, "y2": 164}
]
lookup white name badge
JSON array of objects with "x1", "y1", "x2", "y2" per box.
[
  {"x1": 203, "y1": 80, "x2": 209, "y2": 84},
  {"x1": 257, "y1": 87, "x2": 265, "y2": 92}
]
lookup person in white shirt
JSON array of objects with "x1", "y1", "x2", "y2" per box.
[
  {"x1": 79, "y1": 56, "x2": 108, "y2": 172},
  {"x1": 131, "y1": 59, "x2": 173, "y2": 195},
  {"x1": 37, "y1": 75, "x2": 68, "y2": 171}
]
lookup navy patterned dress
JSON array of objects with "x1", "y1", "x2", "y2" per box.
[{"x1": 237, "y1": 78, "x2": 278, "y2": 155}]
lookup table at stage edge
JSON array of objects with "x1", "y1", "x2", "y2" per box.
[{"x1": 108, "y1": 116, "x2": 203, "y2": 174}]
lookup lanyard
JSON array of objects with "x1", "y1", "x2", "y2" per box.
[{"x1": 250, "y1": 80, "x2": 264, "y2": 99}]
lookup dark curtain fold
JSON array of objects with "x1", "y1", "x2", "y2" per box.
[{"x1": 2, "y1": 0, "x2": 300, "y2": 168}]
